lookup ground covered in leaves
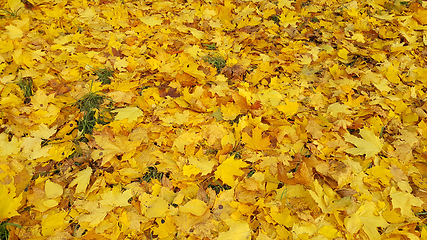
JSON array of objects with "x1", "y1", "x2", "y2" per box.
[{"x1": 2, "y1": 0, "x2": 427, "y2": 239}]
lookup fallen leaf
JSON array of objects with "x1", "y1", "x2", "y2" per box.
[
  {"x1": 242, "y1": 126, "x2": 270, "y2": 151},
  {"x1": 344, "y1": 128, "x2": 383, "y2": 159}
]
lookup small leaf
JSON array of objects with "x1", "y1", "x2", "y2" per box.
[{"x1": 45, "y1": 180, "x2": 63, "y2": 199}]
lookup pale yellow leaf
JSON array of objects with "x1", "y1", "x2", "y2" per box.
[
  {"x1": 140, "y1": 15, "x2": 163, "y2": 27},
  {"x1": 179, "y1": 199, "x2": 208, "y2": 216},
  {"x1": 344, "y1": 128, "x2": 383, "y2": 159},
  {"x1": 45, "y1": 180, "x2": 63, "y2": 199},
  {"x1": 69, "y1": 167, "x2": 92, "y2": 194},
  {"x1": 218, "y1": 218, "x2": 251, "y2": 240},
  {"x1": 390, "y1": 187, "x2": 424, "y2": 217},
  {"x1": 113, "y1": 107, "x2": 144, "y2": 122}
]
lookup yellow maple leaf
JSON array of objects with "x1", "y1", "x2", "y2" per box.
[
  {"x1": 41, "y1": 210, "x2": 68, "y2": 236},
  {"x1": 179, "y1": 199, "x2": 208, "y2": 216},
  {"x1": 6, "y1": 25, "x2": 23, "y2": 39},
  {"x1": 7, "y1": 0, "x2": 24, "y2": 12},
  {"x1": 276, "y1": 99, "x2": 299, "y2": 118},
  {"x1": 139, "y1": 193, "x2": 169, "y2": 219},
  {"x1": 152, "y1": 216, "x2": 176, "y2": 238},
  {"x1": 74, "y1": 200, "x2": 113, "y2": 228},
  {"x1": 356, "y1": 201, "x2": 389, "y2": 240},
  {"x1": 344, "y1": 213, "x2": 362, "y2": 234},
  {"x1": 269, "y1": 208, "x2": 298, "y2": 228},
  {"x1": 337, "y1": 48, "x2": 349, "y2": 60},
  {"x1": 279, "y1": 9, "x2": 300, "y2": 28},
  {"x1": 366, "y1": 165, "x2": 393, "y2": 186},
  {"x1": 215, "y1": 155, "x2": 248, "y2": 186},
  {"x1": 0, "y1": 184, "x2": 22, "y2": 221},
  {"x1": 382, "y1": 209, "x2": 405, "y2": 223},
  {"x1": 327, "y1": 103, "x2": 353, "y2": 118},
  {"x1": 182, "y1": 165, "x2": 201, "y2": 177},
  {"x1": 114, "y1": 57, "x2": 129, "y2": 72},
  {"x1": 0, "y1": 40, "x2": 14, "y2": 53},
  {"x1": 188, "y1": 156, "x2": 215, "y2": 176},
  {"x1": 99, "y1": 185, "x2": 133, "y2": 207},
  {"x1": 113, "y1": 107, "x2": 144, "y2": 122},
  {"x1": 0, "y1": 133, "x2": 21, "y2": 157},
  {"x1": 278, "y1": 0, "x2": 294, "y2": 9},
  {"x1": 44, "y1": 4, "x2": 65, "y2": 19},
  {"x1": 412, "y1": 3, "x2": 427, "y2": 25},
  {"x1": 344, "y1": 128, "x2": 383, "y2": 159},
  {"x1": 218, "y1": 218, "x2": 251, "y2": 240},
  {"x1": 351, "y1": 33, "x2": 365, "y2": 43},
  {"x1": 242, "y1": 126, "x2": 270, "y2": 151},
  {"x1": 390, "y1": 187, "x2": 424, "y2": 217},
  {"x1": 385, "y1": 65, "x2": 401, "y2": 84},
  {"x1": 329, "y1": 64, "x2": 340, "y2": 79},
  {"x1": 69, "y1": 167, "x2": 92, "y2": 194},
  {"x1": 139, "y1": 15, "x2": 163, "y2": 27},
  {"x1": 48, "y1": 141, "x2": 75, "y2": 162},
  {"x1": 172, "y1": 130, "x2": 202, "y2": 153},
  {"x1": 221, "y1": 102, "x2": 241, "y2": 121},
  {"x1": 319, "y1": 225, "x2": 340, "y2": 239},
  {"x1": 189, "y1": 28, "x2": 206, "y2": 39},
  {"x1": 91, "y1": 135, "x2": 141, "y2": 165}
]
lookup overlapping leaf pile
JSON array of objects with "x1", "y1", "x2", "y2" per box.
[{"x1": 1, "y1": 0, "x2": 427, "y2": 239}]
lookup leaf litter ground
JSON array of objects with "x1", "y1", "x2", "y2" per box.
[{"x1": 1, "y1": 0, "x2": 427, "y2": 239}]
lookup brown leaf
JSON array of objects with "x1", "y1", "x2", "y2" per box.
[
  {"x1": 197, "y1": 187, "x2": 208, "y2": 203},
  {"x1": 111, "y1": 47, "x2": 125, "y2": 58},
  {"x1": 221, "y1": 64, "x2": 246, "y2": 81},
  {"x1": 336, "y1": 188, "x2": 357, "y2": 197},
  {"x1": 238, "y1": 25, "x2": 260, "y2": 33},
  {"x1": 48, "y1": 80, "x2": 71, "y2": 96},
  {"x1": 283, "y1": 27, "x2": 299, "y2": 38},
  {"x1": 162, "y1": 174, "x2": 173, "y2": 190}
]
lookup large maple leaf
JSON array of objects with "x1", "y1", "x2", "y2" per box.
[
  {"x1": 0, "y1": 184, "x2": 22, "y2": 221},
  {"x1": 242, "y1": 126, "x2": 270, "y2": 151},
  {"x1": 344, "y1": 128, "x2": 383, "y2": 159},
  {"x1": 215, "y1": 155, "x2": 249, "y2": 186}
]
